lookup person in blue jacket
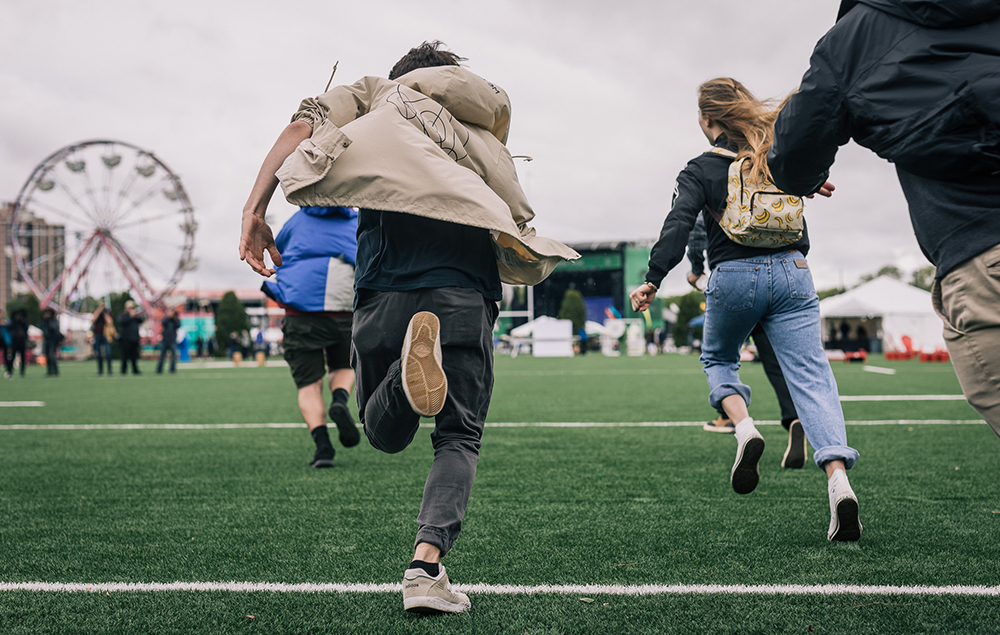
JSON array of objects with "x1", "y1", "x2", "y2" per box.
[{"x1": 262, "y1": 206, "x2": 361, "y2": 467}]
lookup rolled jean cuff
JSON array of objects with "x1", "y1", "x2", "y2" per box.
[
  {"x1": 708, "y1": 382, "x2": 752, "y2": 412},
  {"x1": 813, "y1": 445, "x2": 859, "y2": 471},
  {"x1": 414, "y1": 526, "x2": 452, "y2": 557}
]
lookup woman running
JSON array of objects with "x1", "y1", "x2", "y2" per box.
[{"x1": 630, "y1": 78, "x2": 861, "y2": 541}]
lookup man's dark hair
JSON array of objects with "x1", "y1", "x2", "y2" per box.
[{"x1": 388, "y1": 41, "x2": 466, "y2": 81}]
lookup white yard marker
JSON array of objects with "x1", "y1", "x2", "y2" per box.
[
  {"x1": 1, "y1": 581, "x2": 998, "y2": 597},
  {"x1": 862, "y1": 365, "x2": 896, "y2": 375},
  {"x1": 0, "y1": 401, "x2": 44, "y2": 407}
]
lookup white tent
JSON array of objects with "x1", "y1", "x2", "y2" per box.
[{"x1": 819, "y1": 276, "x2": 944, "y2": 353}]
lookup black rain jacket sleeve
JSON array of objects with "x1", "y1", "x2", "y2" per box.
[
  {"x1": 645, "y1": 164, "x2": 708, "y2": 287},
  {"x1": 767, "y1": 51, "x2": 852, "y2": 197}
]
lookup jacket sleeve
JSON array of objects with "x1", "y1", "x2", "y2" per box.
[
  {"x1": 646, "y1": 164, "x2": 708, "y2": 287},
  {"x1": 768, "y1": 49, "x2": 852, "y2": 196},
  {"x1": 685, "y1": 212, "x2": 708, "y2": 276},
  {"x1": 279, "y1": 77, "x2": 384, "y2": 198}
]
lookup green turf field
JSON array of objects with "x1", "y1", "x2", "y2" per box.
[{"x1": 1, "y1": 354, "x2": 998, "y2": 634}]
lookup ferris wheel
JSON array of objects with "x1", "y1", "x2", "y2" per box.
[{"x1": 9, "y1": 140, "x2": 197, "y2": 319}]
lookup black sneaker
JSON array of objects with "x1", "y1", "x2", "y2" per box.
[
  {"x1": 309, "y1": 446, "x2": 335, "y2": 468},
  {"x1": 781, "y1": 419, "x2": 807, "y2": 469},
  {"x1": 329, "y1": 402, "x2": 360, "y2": 448}
]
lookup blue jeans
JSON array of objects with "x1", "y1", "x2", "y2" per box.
[
  {"x1": 700, "y1": 251, "x2": 858, "y2": 470},
  {"x1": 94, "y1": 336, "x2": 112, "y2": 374},
  {"x1": 156, "y1": 341, "x2": 177, "y2": 373}
]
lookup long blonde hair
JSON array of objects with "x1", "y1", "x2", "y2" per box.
[{"x1": 698, "y1": 78, "x2": 785, "y2": 184}]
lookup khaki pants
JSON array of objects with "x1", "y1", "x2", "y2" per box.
[{"x1": 933, "y1": 243, "x2": 1000, "y2": 439}]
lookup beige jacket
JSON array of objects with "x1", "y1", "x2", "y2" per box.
[{"x1": 275, "y1": 66, "x2": 578, "y2": 285}]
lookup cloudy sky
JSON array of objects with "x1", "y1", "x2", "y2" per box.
[{"x1": 1, "y1": 0, "x2": 925, "y2": 300}]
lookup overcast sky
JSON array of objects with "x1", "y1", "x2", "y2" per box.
[{"x1": 1, "y1": 0, "x2": 926, "y2": 300}]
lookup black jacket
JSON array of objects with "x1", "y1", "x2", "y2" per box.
[
  {"x1": 118, "y1": 311, "x2": 145, "y2": 343},
  {"x1": 645, "y1": 135, "x2": 809, "y2": 288},
  {"x1": 768, "y1": 0, "x2": 1000, "y2": 277}
]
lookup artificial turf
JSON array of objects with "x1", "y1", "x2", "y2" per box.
[{"x1": 1, "y1": 354, "x2": 997, "y2": 634}]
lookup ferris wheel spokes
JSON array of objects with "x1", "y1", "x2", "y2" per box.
[
  {"x1": 44, "y1": 234, "x2": 108, "y2": 310},
  {"x1": 101, "y1": 233, "x2": 165, "y2": 314},
  {"x1": 36, "y1": 230, "x2": 102, "y2": 308},
  {"x1": 43, "y1": 165, "x2": 103, "y2": 228}
]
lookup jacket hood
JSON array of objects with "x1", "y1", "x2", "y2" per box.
[
  {"x1": 839, "y1": 0, "x2": 1000, "y2": 26},
  {"x1": 395, "y1": 66, "x2": 512, "y2": 145}
]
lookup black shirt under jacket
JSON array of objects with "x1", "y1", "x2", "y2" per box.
[{"x1": 645, "y1": 135, "x2": 810, "y2": 289}]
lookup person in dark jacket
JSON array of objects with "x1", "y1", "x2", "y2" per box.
[
  {"x1": 118, "y1": 301, "x2": 144, "y2": 375},
  {"x1": 91, "y1": 303, "x2": 115, "y2": 375},
  {"x1": 40, "y1": 307, "x2": 63, "y2": 376},
  {"x1": 156, "y1": 307, "x2": 181, "y2": 374},
  {"x1": 7, "y1": 309, "x2": 29, "y2": 377},
  {"x1": 768, "y1": 0, "x2": 1000, "y2": 439},
  {"x1": 631, "y1": 78, "x2": 860, "y2": 542},
  {"x1": 0, "y1": 308, "x2": 11, "y2": 379}
]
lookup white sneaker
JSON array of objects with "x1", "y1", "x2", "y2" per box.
[
  {"x1": 402, "y1": 564, "x2": 471, "y2": 614},
  {"x1": 827, "y1": 469, "x2": 862, "y2": 541},
  {"x1": 731, "y1": 420, "x2": 765, "y2": 494},
  {"x1": 401, "y1": 312, "x2": 447, "y2": 417}
]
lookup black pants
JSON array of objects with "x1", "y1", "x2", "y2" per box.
[
  {"x1": 121, "y1": 340, "x2": 141, "y2": 374},
  {"x1": 751, "y1": 323, "x2": 799, "y2": 428},
  {"x1": 8, "y1": 340, "x2": 26, "y2": 376},
  {"x1": 352, "y1": 287, "x2": 497, "y2": 556},
  {"x1": 43, "y1": 339, "x2": 60, "y2": 375}
]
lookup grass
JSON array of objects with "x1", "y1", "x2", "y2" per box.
[{"x1": 1, "y1": 354, "x2": 998, "y2": 634}]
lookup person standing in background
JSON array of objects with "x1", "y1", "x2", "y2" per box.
[{"x1": 118, "y1": 301, "x2": 144, "y2": 375}]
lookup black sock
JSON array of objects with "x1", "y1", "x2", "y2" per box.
[
  {"x1": 311, "y1": 425, "x2": 333, "y2": 449},
  {"x1": 331, "y1": 388, "x2": 349, "y2": 405},
  {"x1": 409, "y1": 560, "x2": 440, "y2": 577}
]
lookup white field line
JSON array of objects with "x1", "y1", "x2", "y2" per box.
[
  {"x1": 840, "y1": 395, "x2": 966, "y2": 401},
  {"x1": 1, "y1": 581, "x2": 998, "y2": 597},
  {"x1": 0, "y1": 401, "x2": 45, "y2": 407},
  {"x1": 0, "y1": 420, "x2": 984, "y2": 431}
]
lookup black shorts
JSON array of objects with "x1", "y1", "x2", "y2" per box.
[{"x1": 281, "y1": 314, "x2": 353, "y2": 388}]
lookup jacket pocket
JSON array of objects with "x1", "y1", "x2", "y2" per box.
[
  {"x1": 276, "y1": 119, "x2": 353, "y2": 197},
  {"x1": 861, "y1": 82, "x2": 1000, "y2": 180},
  {"x1": 706, "y1": 265, "x2": 758, "y2": 311}
]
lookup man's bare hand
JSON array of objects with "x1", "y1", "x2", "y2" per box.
[
  {"x1": 239, "y1": 211, "x2": 281, "y2": 277},
  {"x1": 687, "y1": 272, "x2": 702, "y2": 289},
  {"x1": 806, "y1": 181, "x2": 835, "y2": 198},
  {"x1": 630, "y1": 284, "x2": 656, "y2": 312}
]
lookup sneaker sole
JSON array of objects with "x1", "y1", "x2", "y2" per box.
[
  {"x1": 329, "y1": 403, "x2": 360, "y2": 447},
  {"x1": 781, "y1": 420, "x2": 806, "y2": 469},
  {"x1": 703, "y1": 423, "x2": 736, "y2": 433},
  {"x1": 401, "y1": 312, "x2": 447, "y2": 417},
  {"x1": 829, "y1": 497, "x2": 862, "y2": 541},
  {"x1": 403, "y1": 595, "x2": 471, "y2": 614},
  {"x1": 731, "y1": 436, "x2": 765, "y2": 495},
  {"x1": 309, "y1": 459, "x2": 334, "y2": 468}
]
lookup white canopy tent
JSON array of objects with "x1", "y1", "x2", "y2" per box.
[{"x1": 818, "y1": 276, "x2": 945, "y2": 353}]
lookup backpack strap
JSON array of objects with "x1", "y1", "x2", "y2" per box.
[
  {"x1": 704, "y1": 147, "x2": 738, "y2": 159},
  {"x1": 702, "y1": 146, "x2": 739, "y2": 223}
]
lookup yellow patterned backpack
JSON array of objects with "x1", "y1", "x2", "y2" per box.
[{"x1": 706, "y1": 147, "x2": 805, "y2": 248}]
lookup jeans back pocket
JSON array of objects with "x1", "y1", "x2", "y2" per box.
[
  {"x1": 707, "y1": 265, "x2": 758, "y2": 311},
  {"x1": 782, "y1": 258, "x2": 817, "y2": 300}
]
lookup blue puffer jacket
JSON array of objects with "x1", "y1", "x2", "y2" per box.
[{"x1": 261, "y1": 206, "x2": 358, "y2": 312}]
